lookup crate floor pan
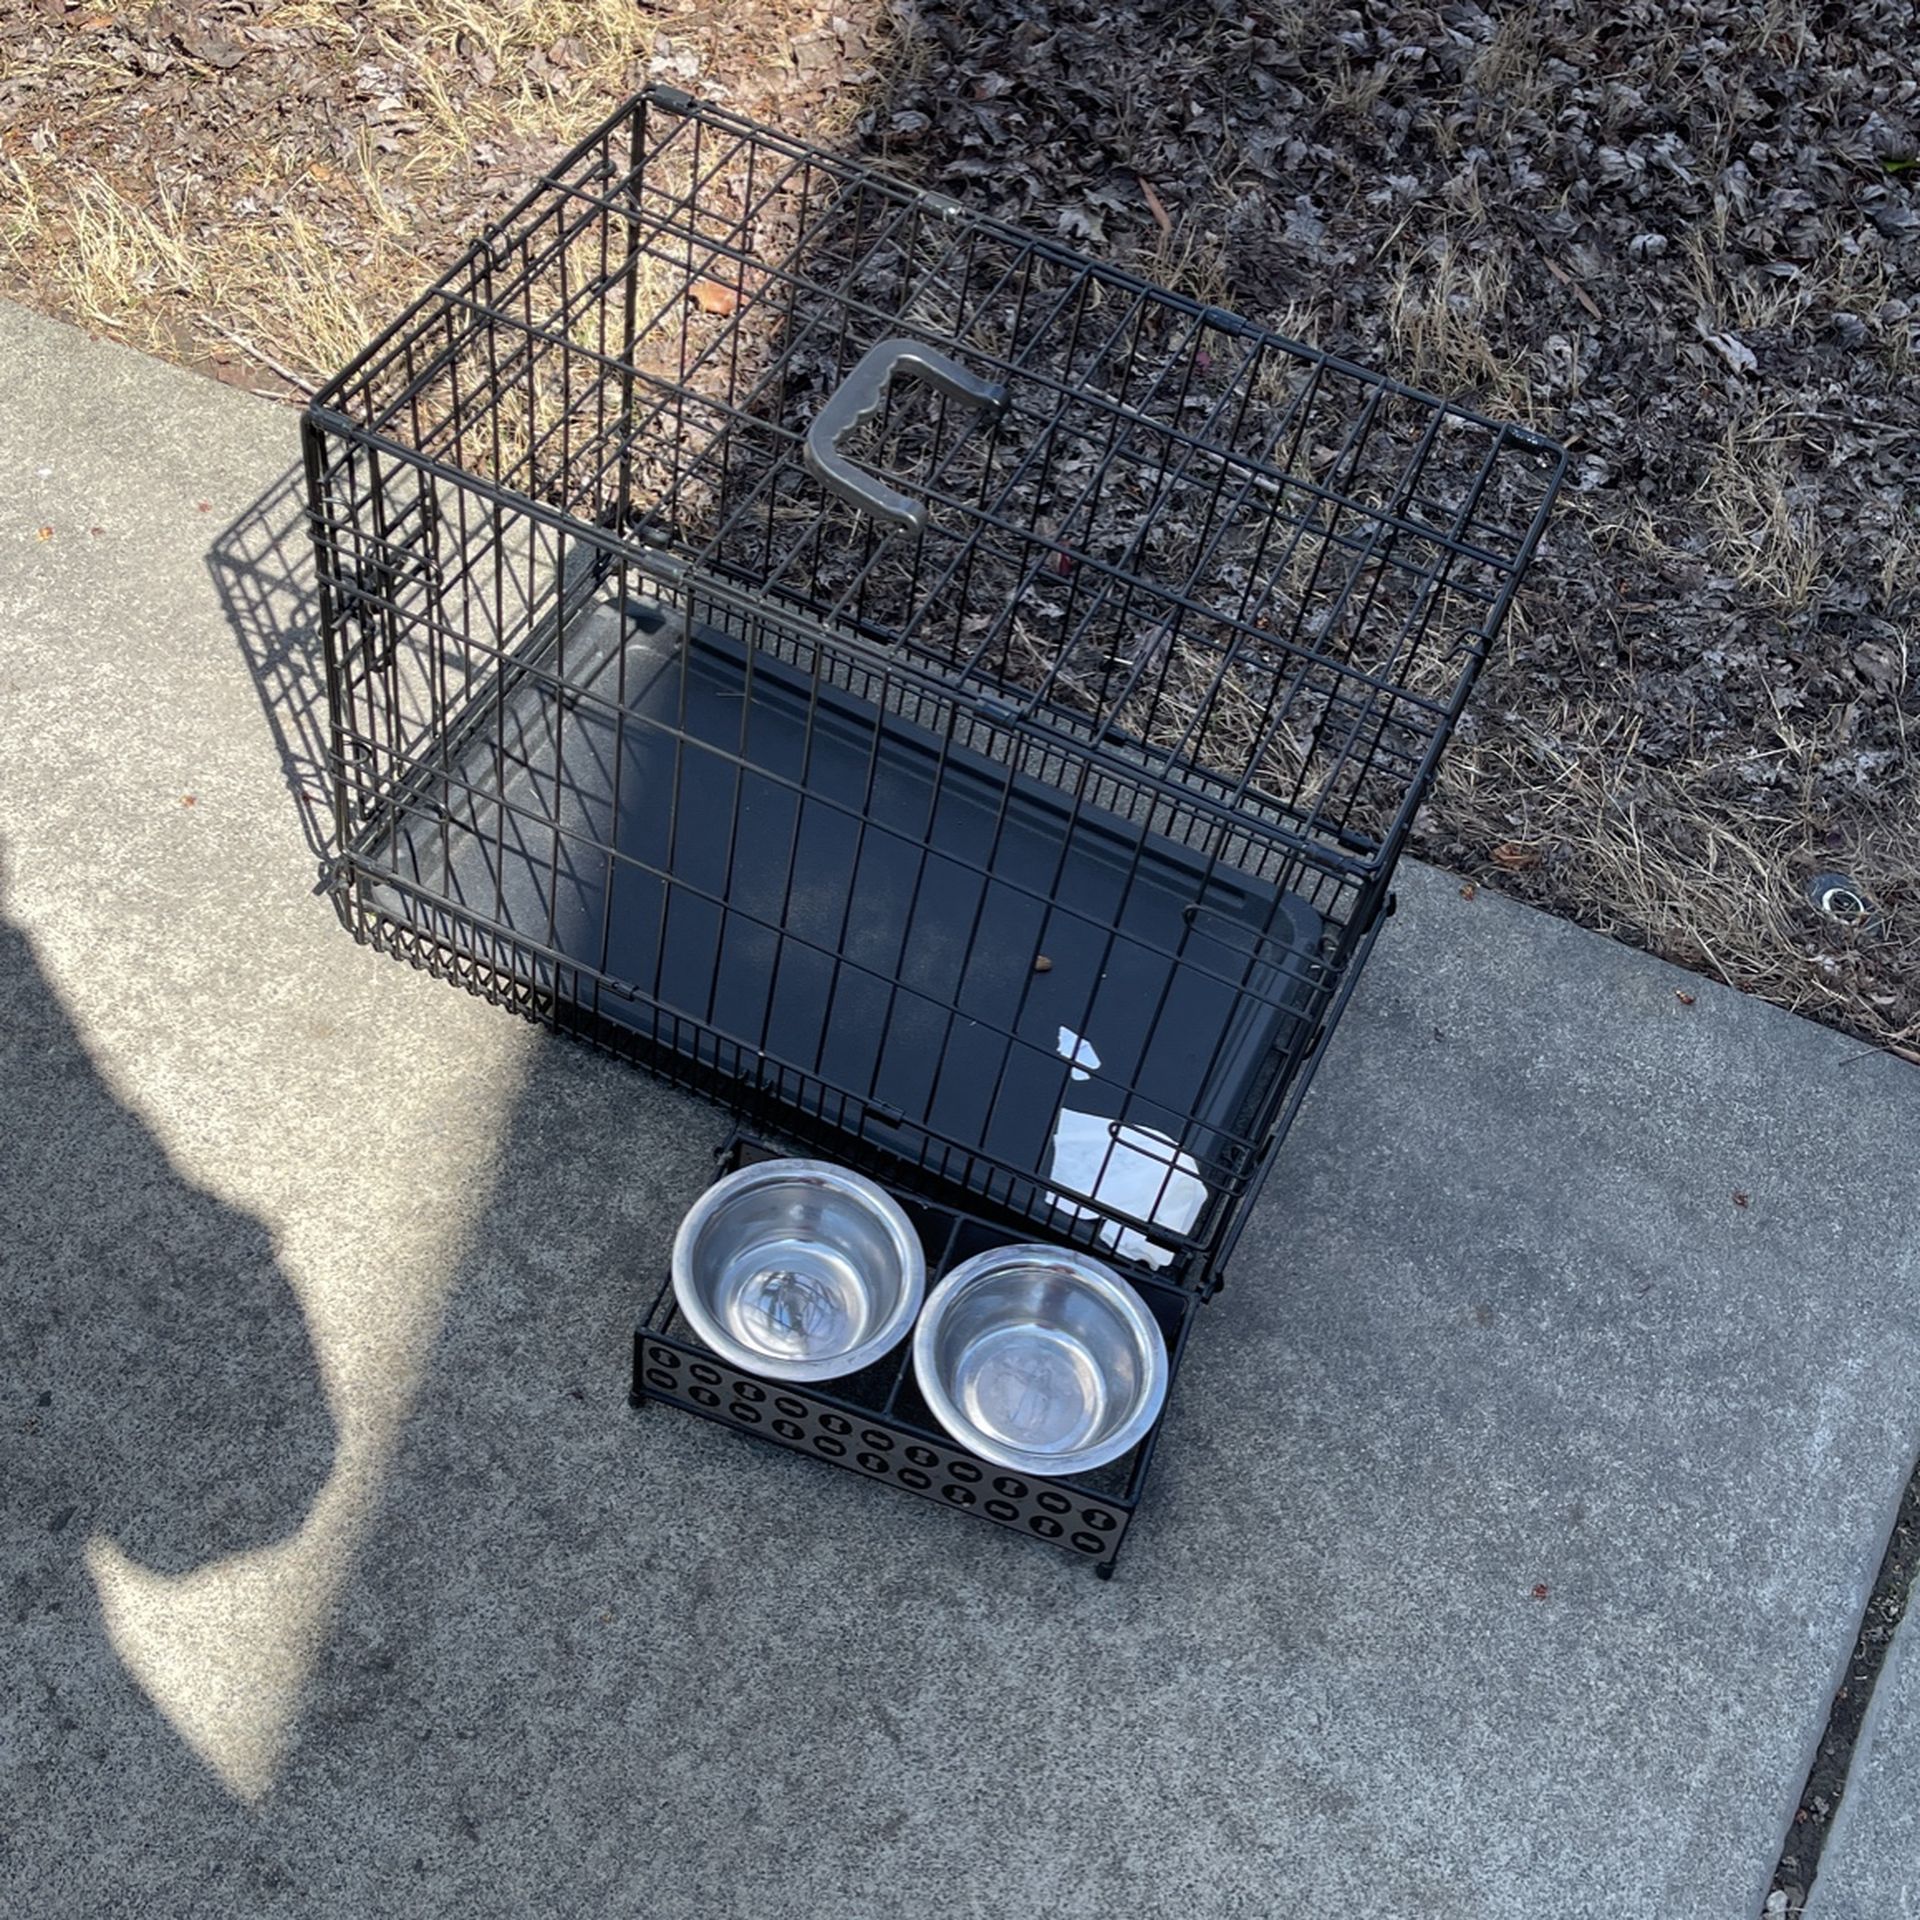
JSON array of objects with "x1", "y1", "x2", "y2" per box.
[{"x1": 352, "y1": 582, "x2": 1326, "y2": 1266}]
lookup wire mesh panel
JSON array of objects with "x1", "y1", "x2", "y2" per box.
[{"x1": 304, "y1": 86, "x2": 1564, "y2": 1281}]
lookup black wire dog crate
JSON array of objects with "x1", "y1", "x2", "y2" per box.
[{"x1": 303, "y1": 88, "x2": 1563, "y2": 1566}]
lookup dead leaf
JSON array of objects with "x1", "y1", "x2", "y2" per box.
[
  {"x1": 1139, "y1": 177, "x2": 1172, "y2": 239},
  {"x1": 1490, "y1": 841, "x2": 1540, "y2": 871},
  {"x1": 690, "y1": 278, "x2": 738, "y2": 317},
  {"x1": 1694, "y1": 314, "x2": 1757, "y2": 375},
  {"x1": 456, "y1": 31, "x2": 497, "y2": 86},
  {"x1": 1459, "y1": 882, "x2": 1478, "y2": 901},
  {"x1": 175, "y1": 25, "x2": 248, "y2": 71},
  {"x1": 1540, "y1": 252, "x2": 1602, "y2": 323}
]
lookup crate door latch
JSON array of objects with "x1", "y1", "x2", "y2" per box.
[{"x1": 803, "y1": 338, "x2": 1008, "y2": 538}]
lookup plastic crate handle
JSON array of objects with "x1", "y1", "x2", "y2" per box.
[{"x1": 804, "y1": 338, "x2": 1008, "y2": 537}]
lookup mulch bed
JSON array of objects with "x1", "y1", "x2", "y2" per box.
[
  {"x1": 4, "y1": 0, "x2": 1915, "y2": 1049},
  {"x1": 869, "y1": 0, "x2": 1920, "y2": 1051}
]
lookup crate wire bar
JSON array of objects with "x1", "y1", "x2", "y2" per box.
[{"x1": 302, "y1": 88, "x2": 1562, "y2": 1563}]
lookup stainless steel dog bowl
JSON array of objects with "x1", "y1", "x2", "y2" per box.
[
  {"x1": 912, "y1": 1245, "x2": 1169, "y2": 1476},
  {"x1": 672, "y1": 1159, "x2": 925, "y2": 1382}
]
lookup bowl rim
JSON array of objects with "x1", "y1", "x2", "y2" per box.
[
  {"x1": 671, "y1": 1157, "x2": 927, "y2": 1382},
  {"x1": 911, "y1": 1242, "x2": 1170, "y2": 1477}
]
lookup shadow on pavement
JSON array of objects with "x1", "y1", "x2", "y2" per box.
[
  {"x1": 205, "y1": 465, "x2": 338, "y2": 867},
  {"x1": 195, "y1": 467, "x2": 731, "y2": 1867},
  {"x1": 0, "y1": 841, "x2": 336, "y2": 1838}
]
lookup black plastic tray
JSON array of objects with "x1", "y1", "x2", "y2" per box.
[{"x1": 362, "y1": 591, "x2": 1323, "y2": 1259}]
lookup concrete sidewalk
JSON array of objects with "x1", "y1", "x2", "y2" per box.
[
  {"x1": 1806, "y1": 1602, "x2": 1920, "y2": 1918},
  {"x1": 4, "y1": 298, "x2": 1919, "y2": 1919}
]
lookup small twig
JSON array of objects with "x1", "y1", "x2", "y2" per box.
[
  {"x1": 1690, "y1": 929, "x2": 1740, "y2": 991},
  {"x1": 1840, "y1": 1041, "x2": 1920, "y2": 1070},
  {"x1": 1539, "y1": 250, "x2": 1603, "y2": 324},
  {"x1": 1799, "y1": 411, "x2": 1917, "y2": 442},
  {"x1": 1365, "y1": 210, "x2": 1414, "y2": 270},
  {"x1": 210, "y1": 322, "x2": 320, "y2": 395}
]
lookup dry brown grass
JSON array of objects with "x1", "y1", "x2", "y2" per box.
[
  {"x1": 1382, "y1": 237, "x2": 1523, "y2": 404},
  {"x1": 1466, "y1": 10, "x2": 1553, "y2": 118},
  {"x1": 1137, "y1": 198, "x2": 1238, "y2": 315},
  {"x1": 1699, "y1": 410, "x2": 1827, "y2": 612},
  {"x1": 1436, "y1": 681, "x2": 1920, "y2": 1046},
  {"x1": 1732, "y1": 0, "x2": 1822, "y2": 60},
  {"x1": 4, "y1": 156, "x2": 407, "y2": 386},
  {"x1": 0, "y1": 0, "x2": 873, "y2": 390},
  {"x1": 1680, "y1": 218, "x2": 1893, "y2": 343}
]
